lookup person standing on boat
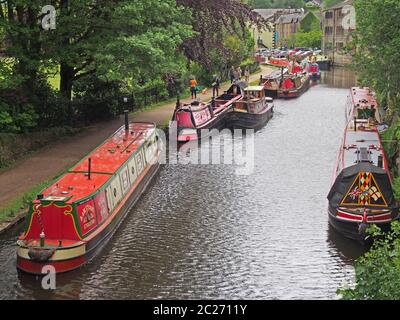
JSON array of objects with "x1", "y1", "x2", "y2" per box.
[
  {"x1": 244, "y1": 66, "x2": 250, "y2": 83},
  {"x1": 212, "y1": 74, "x2": 221, "y2": 97},
  {"x1": 230, "y1": 66, "x2": 236, "y2": 84},
  {"x1": 237, "y1": 66, "x2": 242, "y2": 80},
  {"x1": 189, "y1": 76, "x2": 198, "y2": 99},
  {"x1": 301, "y1": 57, "x2": 310, "y2": 73}
]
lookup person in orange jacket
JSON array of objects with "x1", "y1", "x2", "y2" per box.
[{"x1": 189, "y1": 76, "x2": 198, "y2": 99}]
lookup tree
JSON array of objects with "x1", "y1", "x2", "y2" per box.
[
  {"x1": 287, "y1": 14, "x2": 322, "y2": 48},
  {"x1": 46, "y1": 0, "x2": 193, "y2": 100},
  {"x1": 0, "y1": 0, "x2": 193, "y2": 129},
  {"x1": 177, "y1": 0, "x2": 265, "y2": 71},
  {"x1": 352, "y1": 0, "x2": 400, "y2": 118}
]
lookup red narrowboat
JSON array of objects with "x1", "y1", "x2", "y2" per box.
[
  {"x1": 17, "y1": 121, "x2": 162, "y2": 274},
  {"x1": 261, "y1": 57, "x2": 310, "y2": 99},
  {"x1": 171, "y1": 84, "x2": 241, "y2": 143},
  {"x1": 266, "y1": 57, "x2": 289, "y2": 68},
  {"x1": 327, "y1": 120, "x2": 398, "y2": 242},
  {"x1": 277, "y1": 72, "x2": 310, "y2": 99},
  {"x1": 260, "y1": 68, "x2": 288, "y2": 98},
  {"x1": 309, "y1": 63, "x2": 321, "y2": 80},
  {"x1": 346, "y1": 87, "x2": 382, "y2": 124}
]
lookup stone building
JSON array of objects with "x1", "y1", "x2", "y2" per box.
[
  {"x1": 321, "y1": 0, "x2": 355, "y2": 65},
  {"x1": 252, "y1": 9, "x2": 304, "y2": 49}
]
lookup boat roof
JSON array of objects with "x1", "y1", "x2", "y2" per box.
[
  {"x1": 350, "y1": 87, "x2": 378, "y2": 109},
  {"x1": 40, "y1": 122, "x2": 156, "y2": 203},
  {"x1": 342, "y1": 122, "x2": 386, "y2": 170},
  {"x1": 245, "y1": 86, "x2": 264, "y2": 91}
]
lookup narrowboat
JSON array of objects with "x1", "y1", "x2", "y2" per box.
[
  {"x1": 345, "y1": 87, "x2": 382, "y2": 124},
  {"x1": 327, "y1": 120, "x2": 398, "y2": 242},
  {"x1": 309, "y1": 62, "x2": 321, "y2": 80},
  {"x1": 266, "y1": 57, "x2": 289, "y2": 68},
  {"x1": 260, "y1": 68, "x2": 288, "y2": 98},
  {"x1": 17, "y1": 118, "x2": 162, "y2": 274},
  {"x1": 315, "y1": 55, "x2": 331, "y2": 70},
  {"x1": 228, "y1": 86, "x2": 274, "y2": 130},
  {"x1": 277, "y1": 72, "x2": 310, "y2": 99},
  {"x1": 171, "y1": 85, "x2": 240, "y2": 143}
]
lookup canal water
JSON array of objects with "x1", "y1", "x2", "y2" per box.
[{"x1": 0, "y1": 68, "x2": 362, "y2": 300}]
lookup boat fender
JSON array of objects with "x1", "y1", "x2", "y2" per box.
[
  {"x1": 28, "y1": 248, "x2": 56, "y2": 262},
  {"x1": 358, "y1": 209, "x2": 369, "y2": 238},
  {"x1": 358, "y1": 222, "x2": 368, "y2": 239}
]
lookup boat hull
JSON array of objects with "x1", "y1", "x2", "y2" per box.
[
  {"x1": 264, "y1": 89, "x2": 278, "y2": 99},
  {"x1": 17, "y1": 160, "x2": 161, "y2": 275},
  {"x1": 177, "y1": 108, "x2": 230, "y2": 143},
  {"x1": 328, "y1": 208, "x2": 392, "y2": 243},
  {"x1": 317, "y1": 60, "x2": 331, "y2": 71},
  {"x1": 278, "y1": 76, "x2": 310, "y2": 99},
  {"x1": 310, "y1": 72, "x2": 321, "y2": 80},
  {"x1": 228, "y1": 107, "x2": 274, "y2": 130}
]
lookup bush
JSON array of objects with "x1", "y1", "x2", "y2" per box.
[
  {"x1": 338, "y1": 221, "x2": 400, "y2": 300},
  {"x1": 73, "y1": 78, "x2": 123, "y2": 122},
  {"x1": 240, "y1": 59, "x2": 260, "y2": 74}
]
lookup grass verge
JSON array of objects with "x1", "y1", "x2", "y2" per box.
[{"x1": 0, "y1": 170, "x2": 66, "y2": 223}]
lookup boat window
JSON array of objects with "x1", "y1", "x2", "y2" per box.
[
  {"x1": 113, "y1": 188, "x2": 117, "y2": 198},
  {"x1": 131, "y1": 166, "x2": 135, "y2": 176}
]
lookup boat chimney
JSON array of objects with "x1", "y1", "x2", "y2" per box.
[
  {"x1": 88, "y1": 157, "x2": 92, "y2": 180},
  {"x1": 40, "y1": 232, "x2": 45, "y2": 247},
  {"x1": 378, "y1": 155, "x2": 383, "y2": 168},
  {"x1": 354, "y1": 118, "x2": 357, "y2": 132},
  {"x1": 124, "y1": 110, "x2": 129, "y2": 131}
]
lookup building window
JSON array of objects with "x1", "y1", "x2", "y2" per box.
[
  {"x1": 325, "y1": 42, "x2": 333, "y2": 51},
  {"x1": 336, "y1": 42, "x2": 344, "y2": 51},
  {"x1": 336, "y1": 26, "x2": 344, "y2": 36},
  {"x1": 325, "y1": 11, "x2": 333, "y2": 19},
  {"x1": 325, "y1": 26, "x2": 333, "y2": 35}
]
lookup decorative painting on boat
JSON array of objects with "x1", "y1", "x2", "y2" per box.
[{"x1": 341, "y1": 172, "x2": 388, "y2": 207}]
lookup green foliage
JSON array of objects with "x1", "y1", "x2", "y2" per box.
[
  {"x1": 300, "y1": 12, "x2": 320, "y2": 33},
  {"x1": 322, "y1": 0, "x2": 343, "y2": 8},
  {"x1": 352, "y1": 0, "x2": 400, "y2": 118},
  {"x1": 0, "y1": 1, "x2": 256, "y2": 134},
  {"x1": 338, "y1": 221, "x2": 400, "y2": 300},
  {"x1": 287, "y1": 16, "x2": 322, "y2": 48}
]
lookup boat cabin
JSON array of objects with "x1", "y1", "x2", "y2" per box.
[
  {"x1": 213, "y1": 83, "x2": 243, "y2": 110},
  {"x1": 173, "y1": 101, "x2": 214, "y2": 129},
  {"x1": 235, "y1": 86, "x2": 271, "y2": 114}
]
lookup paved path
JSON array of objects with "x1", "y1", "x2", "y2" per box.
[{"x1": 0, "y1": 65, "x2": 271, "y2": 208}]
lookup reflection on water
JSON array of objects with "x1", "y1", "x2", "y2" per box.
[
  {"x1": 0, "y1": 68, "x2": 362, "y2": 300},
  {"x1": 321, "y1": 67, "x2": 357, "y2": 89}
]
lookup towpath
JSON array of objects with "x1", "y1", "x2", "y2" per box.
[{"x1": 0, "y1": 65, "x2": 272, "y2": 209}]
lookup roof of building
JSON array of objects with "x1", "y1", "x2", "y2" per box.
[
  {"x1": 253, "y1": 8, "x2": 304, "y2": 22},
  {"x1": 324, "y1": 0, "x2": 353, "y2": 11},
  {"x1": 275, "y1": 11, "x2": 305, "y2": 24}
]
